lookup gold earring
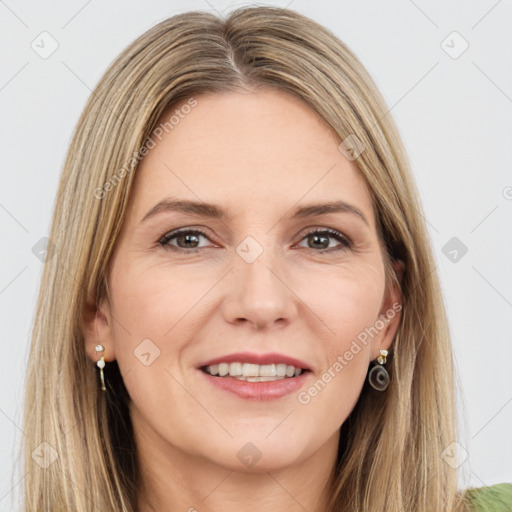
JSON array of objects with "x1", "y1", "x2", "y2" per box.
[
  {"x1": 368, "y1": 349, "x2": 390, "y2": 391},
  {"x1": 377, "y1": 349, "x2": 388, "y2": 365},
  {"x1": 95, "y1": 344, "x2": 106, "y2": 391}
]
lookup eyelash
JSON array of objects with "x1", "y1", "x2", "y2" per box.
[{"x1": 158, "y1": 227, "x2": 353, "y2": 254}]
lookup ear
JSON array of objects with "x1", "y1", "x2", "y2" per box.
[
  {"x1": 82, "y1": 294, "x2": 116, "y2": 364},
  {"x1": 372, "y1": 259, "x2": 404, "y2": 360}
]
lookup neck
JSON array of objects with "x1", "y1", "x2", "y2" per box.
[{"x1": 133, "y1": 410, "x2": 339, "y2": 512}]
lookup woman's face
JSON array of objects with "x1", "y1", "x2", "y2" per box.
[{"x1": 88, "y1": 88, "x2": 402, "y2": 473}]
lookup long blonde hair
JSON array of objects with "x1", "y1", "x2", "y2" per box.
[{"x1": 21, "y1": 6, "x2": 471, "y2": 511}]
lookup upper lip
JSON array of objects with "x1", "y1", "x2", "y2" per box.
[{"x1": 197, "y1": 352, "x2": 311, "y2": 371}]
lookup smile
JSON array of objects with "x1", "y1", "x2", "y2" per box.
[{"x1": 202, "y1": 362, "x2": 304, "y2": 381}]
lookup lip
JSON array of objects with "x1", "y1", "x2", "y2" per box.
[
  {"x1": 197, "y1": 351, "x2": 311, "y2": 370},
  {"x1": 199, "y1": 368, "x2": 312, "y2": 400}
]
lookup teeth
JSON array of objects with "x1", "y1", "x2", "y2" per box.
[
  {"x1": 276, "y1": 364, "x2": 287, "y2": 377},
  {"x1": 204, "y1": 362, "x2": 304, "y2": 379},
  {"x1": 259, "y1": 364, "x2": 277, "y2": 377},
  {"x1": 229, "y1": 362, "x2": 243, "y2": 376},
  {"x1": 218, "y1": 363, "x2": 229, "y2": 376},
  {"x1": 243, "y1": 363, "x2": 259, "y2": 377},
  {"x1": 246, "y1": 376, "x2": 280, "y2": 382}
]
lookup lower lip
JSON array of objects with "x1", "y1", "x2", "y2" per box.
[{"x1": 199, "y1": 370, "x2": 311, "y2": 400}]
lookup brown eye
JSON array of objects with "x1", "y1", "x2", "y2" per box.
[
  {"x1": 159, "y1": 229, "x2": 211, "y2": 251},
  {"x1": 158, "y1": 227, "x2": 352, "y2": 254},
  {"x1": 298, "y1": 229, "x2": 351, "y2": 252}
]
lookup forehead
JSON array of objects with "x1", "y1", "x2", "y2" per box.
[{"x1": 130, "y1": 88, "x2": 376, "y2": 229}]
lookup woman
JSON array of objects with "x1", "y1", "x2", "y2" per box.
[{"x1": 21, "y1": 6, "x2": 512, "y2": 511}]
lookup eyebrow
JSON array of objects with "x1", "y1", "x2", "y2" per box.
[{"x1": 140, "y1": 197, "x2": 370, "y2": 227}]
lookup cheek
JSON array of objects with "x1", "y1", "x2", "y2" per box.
[
  {"x1": 109, "y1": 261, "x2": 207, "y2": 344},
  {"x1": 306, "y1": 262, "x2": 384, "y2": 352},
  {"x1": 107, "y1": 265, "x2": 210, "y2": 430},
  {"x1": 297, "y1": 268, "x2": 384, "y2": 420},
  {"x1": 107, "y1": 260, "x2": 224, "y2": 415}
]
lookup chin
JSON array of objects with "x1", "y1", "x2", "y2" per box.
[{"x1": 207, "y1": 431, "x2": 312, "y2": 473}]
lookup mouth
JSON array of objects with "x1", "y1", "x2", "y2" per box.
[
  {"x1": 200, "y1": 362, "x2": 309, "y2": 382},
  {"x1": 197, "y1": 352, "x2": 312, "y2": 400}
]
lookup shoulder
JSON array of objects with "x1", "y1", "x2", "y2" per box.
[{"x1": 464, "y1": 482, "x2": 512, "y2": 511}]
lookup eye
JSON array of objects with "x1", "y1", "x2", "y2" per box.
[
  {"x1": 159, "y1": 228, "x2": 212, "y2": 252},
  {"x1": 158, "y1": 227, "x2": 352, "y2": 253},
  {"x1": 296, "y1": 228, "x2": 352, "y2": 252}
]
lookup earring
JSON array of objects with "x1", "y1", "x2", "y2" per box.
[
  {"x1": 95, "y1": 344, "x2": 106, "y2": 391},
  {"x1": 367, "y1": 349, "x2": 390, "y2": 391}
]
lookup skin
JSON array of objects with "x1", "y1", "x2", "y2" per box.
[{"x1": 84, "y1": 88, "x2": 404, "y2": 512}]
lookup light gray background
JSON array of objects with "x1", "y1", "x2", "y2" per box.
[{"x1": 1, "y1": 0, "x2": 511, "y2": 509}]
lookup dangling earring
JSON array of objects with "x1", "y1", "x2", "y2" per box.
[
  {"x1": 95, "y1": 344, "x2": 106, "y2": 391},
  {"x1": 367, "y1": 349, "x2": 390, "y2": 391}
]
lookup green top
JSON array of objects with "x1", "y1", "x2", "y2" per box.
[{"x1": 464, "y1": 483, "x2": 512, "y2": 511}]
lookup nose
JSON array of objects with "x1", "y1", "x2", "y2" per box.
[{"x1": 221, "y1": 247, "x2": 298, "y2": 331}]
